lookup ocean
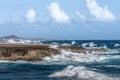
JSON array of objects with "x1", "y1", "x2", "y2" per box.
[{"x1": 0, "y1": 40, "x2": 120, "y2": 80}]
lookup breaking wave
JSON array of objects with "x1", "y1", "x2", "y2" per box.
[
  {"x1": 49, "y1": 65, "x2": 120, "y2": 80},
  {"x1": 0, "y1": 40, "x2": 120, "y2": 80},
  {"x1": 43, "y1": 49, "x2": 119, "y2": 63}
]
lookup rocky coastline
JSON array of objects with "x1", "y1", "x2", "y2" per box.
[{"x1": 0, "y1": 43, "x2": 109, "y2": 61}]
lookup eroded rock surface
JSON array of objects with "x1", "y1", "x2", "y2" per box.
[{"x1": 0, "y1": 43, "x2": 109, "y2": 61}]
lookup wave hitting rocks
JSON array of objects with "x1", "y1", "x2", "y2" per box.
[{"x1": 0, "y1": 43, "x2": 110, "y2": 61}]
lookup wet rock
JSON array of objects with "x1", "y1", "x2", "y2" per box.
[{"x1": 0, "y1": 44, "x2": 109, "y2": 61}]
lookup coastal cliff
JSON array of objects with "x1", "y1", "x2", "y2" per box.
[{"x1": 0, "y1": 43, "x2": 109, "y2": 61}]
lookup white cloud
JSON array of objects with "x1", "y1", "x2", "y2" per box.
[
  {"x1": 86, "y1": 0, "x2": 116, "y2": 22},
  {"x1": 75, "y1": 11, "x2": 86, "y2": 21},
  {"x1": 25, "y1": 9, "x2": 36, "y2": 23},
  {"x1": 48, "y1": 2, "x2": 70, "y2": 23}
]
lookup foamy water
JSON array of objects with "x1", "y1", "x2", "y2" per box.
[
  {"x1": 0, "y1": 40, "x2": 120, "y2": 80},
  {"x1": 43, "y1": 49, "x2": 118, "y2": 63},
  {"x1": 49, "y1": 65, "x2": 120, "y2": 80}
]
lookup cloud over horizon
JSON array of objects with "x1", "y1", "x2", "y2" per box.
[
  {"x1": 0, "y1": 0, "x2": 119, "y2": 40},
  {"x1": 86, "y1": 0, "x2": 116, "y2": 22},
  {"x1": 48, "y1": 2, "x2": 70, "y2": 23},
  {"x1": 25, "y1": 9, "x2": 36, "y2": 23},
  {"x1": 0, "y1": 0, "x2": 117, "y2": 24}
]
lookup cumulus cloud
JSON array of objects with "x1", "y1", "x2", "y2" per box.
[
  {"x1": 86, "y1": 0, "x2": 116, "y2": 22},
  {"x1": 75, "y1": 11, "x2": 86, "y2": 21},
  {"x1": 25, "y1": 9, "x2": 36, "y2": 23},
  {"x1": 48, "y1": 2, "x2": 70, "y2": 23}
]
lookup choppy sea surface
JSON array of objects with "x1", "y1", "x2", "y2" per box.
[{"x1": 0, "y1": 40, "x2": 120, "y2": 80}]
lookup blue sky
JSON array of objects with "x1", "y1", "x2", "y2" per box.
[{"x1": 0, "y1": 0, "x2": 119, "y2": 40}]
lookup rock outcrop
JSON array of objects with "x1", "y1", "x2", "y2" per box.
[{"x1": 0, "y1": 43, "x2": 109, "y2": 61}]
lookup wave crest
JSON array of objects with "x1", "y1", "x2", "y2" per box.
[{"x1": 49, "y1": 65, "x2": 119, "y2": 80}]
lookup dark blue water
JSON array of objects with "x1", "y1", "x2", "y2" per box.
[
  {"x1": 0, "y1": 62, "x2": 67, "y2": 80},
  {"x1": 0, "y1": 40, "x2": 120, "y2": 80}
]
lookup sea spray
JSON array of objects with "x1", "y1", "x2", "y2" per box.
[
  {"x1": 49, "y1": 65, "x2": 119, "y2": 80},
  {"x1": 44, "y1": 50, "x2": 110, "y2": 62},
  {"x1": 0, "y1": 40, "x2": 119, "y2": 80}
]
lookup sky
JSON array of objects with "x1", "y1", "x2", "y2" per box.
[{"x1": 0, "y1": 0, "x2": 120, "y2": 40}]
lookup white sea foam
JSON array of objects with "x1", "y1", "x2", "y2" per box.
[
  {"x1": 82, "y1": 42, "x2": 99, "y2": 49},
  {"x1": 61, "y1": 43, "x2": 70, "y2": 46},
  {"x1": 114, "y1": 44, "x2": 120, "y2": 47},
  {"x1": 89, "y1": 42, "x2": 96, "y2": 47},
  {"x1": 0, "y1": 60, "x2": 13, "y2": 63},
  {"x1": 49, "y1": 45, "x2": 59, "y2": 49},
  {"x1": 81, "y1": 42, "x2": 108, "y2": 49},
  {"x1": 43, "y1": 50, "x2": 109, "y2": 62},
  {"x1": 71, "y1": 41, "x2": 76, "y2": 45},
  {"x1": 51, "y1": 42, "x2": 59, "y2": 45},
  {"x1": 82, "y1": 42, "x2": 97, "y2": 47},
  {"x1": 49, "y1": 65, "x2": 120, "y2": 80},
  {"x1": 81, "y1": 43, "x2": 120, "y2": 53},
  {"x1": 7, "y1": 39, "x2": 17, "y2": 43},
  {"x1": 6, "y1": 39, "x2": 32, "y2": 44},
  {"x1": 82, "y1": 43, "x2": 88, "y2": 48}
]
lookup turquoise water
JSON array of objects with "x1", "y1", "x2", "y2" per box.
[{"x1": 0, "y1": 40, "x2": 120, "y2": 80}]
